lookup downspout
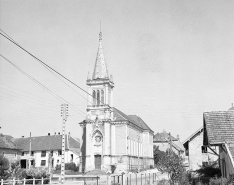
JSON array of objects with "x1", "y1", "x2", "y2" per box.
[{"x1": 224, "y1": 143, "x2": 234, "y2": 167}]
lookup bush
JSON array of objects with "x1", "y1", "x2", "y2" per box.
[
  {"x1": 209, "y1": 177, "x2": 229, "y2": 185},
  {"x1": 0, "y1": 155, "x2": 10, "y2": 180},
  {"x1": 22, "y1": 168, "x2": 50, "y2": 184},
  {"x1": 55, "y1": 163, "x2": 79, "y2": 172},
  {"x1": 10, "y1": 160, "x2": 24, "y2": 180}
]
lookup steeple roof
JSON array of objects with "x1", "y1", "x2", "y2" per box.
[{"x1": 92, "y1": 32, "x2": 109, "y2": 80}]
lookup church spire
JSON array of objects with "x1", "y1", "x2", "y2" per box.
[{"x1": 92, "y1": 29, "x2": 109, "y2": 80}]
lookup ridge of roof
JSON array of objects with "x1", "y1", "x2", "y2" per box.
[{"x1": 183, "y1": 126, "x2": 203, "y2": 144}]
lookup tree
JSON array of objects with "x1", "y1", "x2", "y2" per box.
[
  {"x1": 154, "y1": 149, "x2": 186, "y2": 185},
  {"x1": 0, "y1": 155, "x2": 10, "y2": 180},
  {"x1": 154, "y1": 145, "x2": 166, "y2": 165}
]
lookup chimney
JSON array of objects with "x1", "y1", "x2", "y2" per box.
[
  {"x1": 48, "y1": 133, "x2": 50, "y2": 136},
  {"x1": 177, "y1": 135, "x2": 180, "y2": 140}
]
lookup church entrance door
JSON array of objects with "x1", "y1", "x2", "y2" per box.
[{"x1": 94, "y1": 155, "x2": 101, "y2": 169}]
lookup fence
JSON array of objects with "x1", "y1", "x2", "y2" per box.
[
  {"x1": 111, "y1": 172, "x2": 158, "y2": 185},
  {"x1": 1, "y1": 177, "x2": 51, "y2": 185},
  {"x1": 1, "y1": 172, "x2": 159, "y2": 185}
]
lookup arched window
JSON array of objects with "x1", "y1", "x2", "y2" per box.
[
  {"x1": 93, "y1": 90, "x2": 96, "y2": 105},
  {"x1": 101, "y1": 90, "x2": 104, "y2": 104},
  {"x1": 97, "y1": 90, "x2": 100, "y2": 106}
]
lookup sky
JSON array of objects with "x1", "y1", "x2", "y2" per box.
[{"x1": 0, "y1": 0, "x2": 234, "y2": 142}]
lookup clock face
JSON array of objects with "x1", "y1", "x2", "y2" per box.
[{"x1": 95, "y1": 136, "x2": 101, "y2": 143}]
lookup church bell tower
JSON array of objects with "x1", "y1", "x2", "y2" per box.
[{"x1": 86, "y1": 31, "x2": 114, "y2": 121}]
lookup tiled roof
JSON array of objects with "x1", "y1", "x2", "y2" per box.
[
  {"x1": 113, "y1": 108, "x2": 153, "y2": 132},
  {"x1": 13, "y1": 135, "x2": 80, "y2": 152},
  {"x1": 173, "y1": 140, "x2": 185, "y2": 151},
  {"x1": 153, "y1": 131, "x2": 177, "y2": 142},
  {"x1": 203, "y1": 111, "x2": 234, "y2": 145},
  {"x1": 0, "y1": 135, "x2": 18, "y2": 149}
]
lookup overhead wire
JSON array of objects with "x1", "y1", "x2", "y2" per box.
[
  {"x1": 0, "y1": 54, "x2": 86, "y2": 116},
  {"x1": 0, "y1": 29, "x2": 108, "y2": 107}
]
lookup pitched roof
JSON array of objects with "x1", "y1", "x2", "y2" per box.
[
  {"x1": 92, "y1": 32, "x2": 109, "y2": 80},
  {"x1": 113, "y1": 107, "x2": 153, "y2": 132},
  {"x1": 203, "y1": 111, "x2": 234, "y2": 145},
  {"x1": 173, "y1": 140, "x2": 185, "y2": 151},
  {"x1": 153, "y1": 131, "x2": 178, "y2": 142},
  {"x1": 0, "y1": 135, "x2": 18, "y2": 150},
  {"x1": 183, "y1": 127, "x2": 203, "y2": 145},
  {"x1": 13, "y1": 135, "x2": 80, "y2": 152}
]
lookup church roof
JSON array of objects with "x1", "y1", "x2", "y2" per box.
[
  {"x1": 113, "y1": 107, "x2": 153, "y2": 132},
  {"x1": 92, "y1": 32, "x2": 109, "y2": 80}
]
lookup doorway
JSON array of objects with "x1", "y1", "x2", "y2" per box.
[{"x1": 94, "y1": 155, "x2": 101, "y2": 169}]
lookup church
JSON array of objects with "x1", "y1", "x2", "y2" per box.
[{"x1": 79, "y1": 31, "x2": 154, "y2": 173}]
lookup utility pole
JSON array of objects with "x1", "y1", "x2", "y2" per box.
[
  {"x1": 61, "y1": 104, "x2": 68, "y2": 184},
  {"x1": 29, "y1": 132, "x2": 31, "y2": 169},
  {"x1": 138, "y1": 132, "x2": 140, "y2": 172},
  {"x1": 169, "y1": 132, "x2": 172, "y2": 154}
]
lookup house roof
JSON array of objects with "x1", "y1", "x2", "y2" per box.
[
  {"x1": 153, "y1": 131, "x2": 178, "y2": 142},
  {"x1": 183, "y1": 127, "x2": 203, "y2": 145},
  {"x1": 13, "y1": 135, "x2": 80, "y2": 152},
  {"x1": 0, "y1": 134, "x2": 18, "y2": 150},
  {"x1": 203, "y1": 111, "x2": 234, "y2": 145},
  {"x1": 172, "y1": 140, "x2": 185, "y2": 152},
  {"x1": 113, "y1": 107, "x2": 153, "y2": 132}
]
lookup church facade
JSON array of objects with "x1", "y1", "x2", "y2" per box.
[{"x1": 80, "y1": 31, "x2": 154, "y2": 173}]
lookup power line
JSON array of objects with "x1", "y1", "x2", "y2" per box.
[
  {"x1": 0, "y1": 29, "x2": 109, "y2": 108},
  {"x1": 0, "y1": 54, "x2": 86, "y2": 116}
]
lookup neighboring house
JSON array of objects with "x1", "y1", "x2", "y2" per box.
[
  {"x1": 153, "y1": 131, "x2": 185, "y2": 156},
  {"x1": 183, "y1": 127, "x2": 218, "y2": 171},
  {"x1": 79, "y1": 31, "x2": 154, "y2": 173},
  {"x1": 203, "y1": 110, "x2": 234, "y2": 178},
  {"x1": 0, "y1": 134, "x2": 21, "y2": 162},
  {"x1": 13, "y1": 134, "x2": 80, "y2": 169}
]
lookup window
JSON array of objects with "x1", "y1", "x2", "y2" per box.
[
  {"x1": 50, "y1": 151, "x2": 53, "y2": 157},
  {"x1": 41, "y1": 151, "x2": 46, "y2": 157},
  {"x1": 21, "y1": 152, "x2": 24, "y2": 156},
  {"x1": 2, "y1": 151, "x2": 5, "y2": 156},
  {"x1": 31, "y1": 151, "x2": 34, "y2": 156},
  {"x1": 15, "y1": 153, "x2": 17, "y2": 158},
  {"x1": 41, "y1": 160, "x2": 46, "y2": 166},
  {"x1": 97, "y1": 90, "x2": 100, "y2": 106},
  {"x1": 201, "y1": 146, "x2": 207, "y2": 153},
  {"x1": 58, "y1": 150, "x2": 62, "y2": 155},
  {"x1": 101, "y1": 90, "x2": 104, "y2": 104},
  {"x1": 70, "y1": 154, "x2": 73, "y2": 162},
  {"x1": 93, "y1": 90, "x2": 96, "y2": 105}
]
